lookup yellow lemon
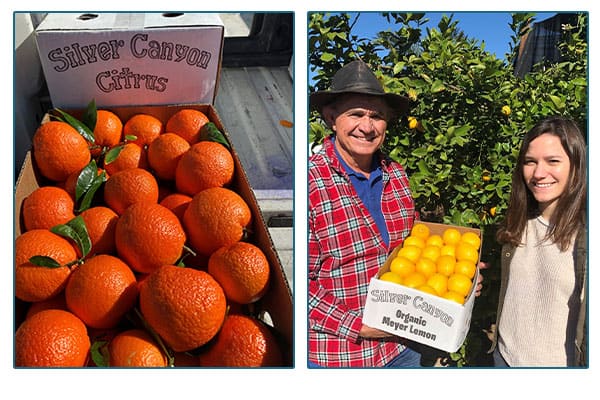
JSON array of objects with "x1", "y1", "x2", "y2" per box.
[
  {"x1": 440, "y1": 244, "x2": 456, "y2": 258},
  {"x1": 410, "y1": 223, "x2": 430, "y2": 240},
  {"x1": 420, "y1": 245, "x2": 441, "y2": 263},
  {"x1": 403, "y1": 235, "x2": 425, "y2": 249},
  {"x1": 390, "y1": 256, "x2": 415, "y2": 277},
  {"x1": 501, "y1": 105, "x2": 511, "y2": 116},
  {"x1": 442, "y1": 228, "x2": 462, "y2": 246},
  {"x1": 455, "y1": 260, "x2": 477, "y2": 279},
  {"x1": 425, "y1": 234, "x2": 443, "y2": 247},
  {"x1": 408, "y1": 116, "x2": 418, "y2": 130},
  {"x1": 426, "y1": 273, "x2": 448, "y2": 296},
  {"x1": 447, "y1": 273, "x2": 473, "y2": 297},
  {"x1": 456, "y1": 242, "x2": 479, "y2": 264},
  {"x1": 443, "y1": 290, "x2": 465, "y2": 305},
  {"x1": 402, "y1": 272, "x2": 427, "y2": 289},
  {"x1": 460, "y1": 231, "x2": 481, "y2": 250},
  {"x1": 379, "y1": 271, "x2": 403, "y2": 285},
  {"x1": 436, "y1": 255, "x2": 456, "y2": 277},
  {"x1": 416, "y1": 284, "x2": 437, "y2": 296},
  {"x1": 397, "y1": 245, "x2": 422, "y2": 263},
  {"x1": 415, "y1": 257, "x2": 437, "y2": 278}
]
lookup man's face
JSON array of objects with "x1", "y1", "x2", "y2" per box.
[{"x1": 323, "y1": 94, "x2": 390, "y2": 168}]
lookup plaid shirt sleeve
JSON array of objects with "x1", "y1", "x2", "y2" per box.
[{"x1": 308, "y1": 136, "x2": 415, "y2": 367}]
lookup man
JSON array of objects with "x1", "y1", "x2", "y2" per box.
[{"x1": 308, "y1": 60, "x2": 421, "y2": 367}]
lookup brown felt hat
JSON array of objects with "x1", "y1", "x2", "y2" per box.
[{"x1": 310, "y1": 60, "x2": 409, "y2": 119}]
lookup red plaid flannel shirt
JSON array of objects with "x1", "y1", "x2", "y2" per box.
[{"x1": 308, "y1": 135, "x2": 416, "y2": 367}]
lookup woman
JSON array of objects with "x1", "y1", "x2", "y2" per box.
[{"x1": 490, "y1": 117, "x2": 587, "y2": 367}]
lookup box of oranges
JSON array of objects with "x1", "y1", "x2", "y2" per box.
[
  {"x1": 362, "y1": 221, "x2": 481, "y2": 353},
  {"x1": 14, "y1": 103, "x2": 293, "y2": 367}
]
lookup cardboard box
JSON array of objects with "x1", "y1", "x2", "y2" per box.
[
  {"x1": 34, "y1": 13, "x2": 224, "y2": 108},
  {"x1": 14, "y1": 104, "x2": 293, "y2": 366},
  {"x1": 362, "y1": 222, "x2": 481, "y2": 353}
]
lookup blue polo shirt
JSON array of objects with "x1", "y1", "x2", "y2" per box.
[{"x1": 334, "y1": 141, "x2": 389, "y2": 246}]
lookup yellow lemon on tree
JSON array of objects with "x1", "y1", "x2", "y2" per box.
[
  {"x1": 397, "y1": 245, "x2": 422, "y2": 263},
  {"x1": 436, "y1": 255, "x2": 456, "y2": 277},
  {"x1": 380, "y1": 271, "x2": 403, "y2": 285},
  {"x1": 390, "y1": 256, "x2": 415, "y2": 277},
  {"x1": 415, "y1": 257, "x2": 437, "y2": 278},
  {"x1": 425, "y1": 234, "x2": 443, "y2": 247},
  {"x1": 501, "y1": 105, "x2": 511, "y2": 116},
  {"x1": 420, "y1": 245, "x2": 441, "y2": 263},
  {"x1": 442, "y1": 228, "x2": 462, "y2": 246},
  {"x1": 460, "y1": 231, "x2": 481, "y2": 250},
  {"x1": 402, "y1": 272, "x2": 427, "y2": 289},
  {"x1": 456, "y1": 242, "x2": 479, "y2": 264},
  {"x1": 427, "y1": 273, "x2": 448, "y2": 296},
  {"x1": 443, "y1": 290, "x2": 465, "y2": 305},
  {"x1": 410, "y1": 223, "x2": 430, "y2": 240},
  {"x1": 403, "y1": 235, "x2": 425, "y2": 249},
  {"x1": 408, "y1": 116, "x2": 418, "y2": 130},
  {"x1": 447, "y1": 273, "x2": 473, "y2": 297},
  {"x1": 455, "y1": 260, "x2": 477, "y2": 279}
]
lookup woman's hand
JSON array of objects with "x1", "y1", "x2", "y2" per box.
[{"x1": 474, "y1": 261, "x2": 490, "y2": 297}]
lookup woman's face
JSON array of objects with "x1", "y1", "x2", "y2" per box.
[{"x1": 523, "y1": 133, "x2": 571, "y2": 219}]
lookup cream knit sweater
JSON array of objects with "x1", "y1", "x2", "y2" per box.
[{"x1": 498, "y1": 216, "x2": 578, "y2": 366}]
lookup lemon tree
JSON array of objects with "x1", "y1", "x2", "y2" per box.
[{"x1": 309, "y1": 12, "x2": 587, "y2": 366}]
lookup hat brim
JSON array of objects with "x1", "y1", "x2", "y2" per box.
[{"x1": 310, "y1": 90, "x2": 409, "y2": 119}]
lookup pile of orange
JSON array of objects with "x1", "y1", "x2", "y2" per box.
[
  {"x1": 14, "y1": 107, "x2": 284, "y2": 367},
  {"x1": 380, "y1": 223, "x2": 480, "y2": 305}
]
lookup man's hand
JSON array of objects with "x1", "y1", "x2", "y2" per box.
[{"x1": 359, "y1": 324, "x2": 394, "y2": 339}]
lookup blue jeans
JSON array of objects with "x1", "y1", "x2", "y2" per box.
[
  {"x1": 308, "y1": 347, "x2": 422, "y2": 368},
  {"x1": 493, "y1": 347, "x2": 509, "y2": 367}
]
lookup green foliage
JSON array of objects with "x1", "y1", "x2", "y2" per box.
[{"x1": 308, "y1": 12, "x2": 588, "y2": 366}]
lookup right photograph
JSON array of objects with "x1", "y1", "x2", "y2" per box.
[{"x1": 307, "y1": 11, "x2": 588, "y2": 368}]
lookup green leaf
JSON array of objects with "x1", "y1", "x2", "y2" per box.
[
  {"x1": 81, "y1": 99, "x2": 98, "y2": 132},
  {"x1": 78, "y1": 171, "x2": 107, "y2": 212},
  {"x1": 321, "y1": 52, "x2": 335, "y2": 62},
  {"x1": 51, "y1": 216, "x2": 91, "y2": 258},
  {"x1": 104, "y1": 145, "x2": 124, "y2": 165},
  {"x1": 199, "y1": 122, "x2": 230, "y2": 149},
  {"x1": 75, "y1": 160, "x2": 99, "y2": 203},
  {"x1": 90, "y1": 340, "x2": 110, "y2": 367},
  {"x1": 411, "y1": 147, "x2": 428, "y2": 157},
  {"x1": 431, "y1": 79, "x2": 446, "y2": 93},
  {"x1": 548, "y1": 94, "x2": 565, "y2": 110},
  {"x1": 28, "y1": 255, "x2": 62, "y2": 268},
  {"x1": 53, "y1": 108, "x2": 95, "y2": 142}
]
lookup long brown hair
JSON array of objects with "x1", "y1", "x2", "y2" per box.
[{"x1": 496, "y1": 117, "x2": 587, "y2": 251}]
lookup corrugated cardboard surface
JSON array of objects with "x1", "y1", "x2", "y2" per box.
[{"x1": 14, "y1": 104, "x2": 293, "y2": 366}]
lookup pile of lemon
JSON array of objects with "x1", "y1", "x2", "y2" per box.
[{"x1": 379, "y1": 223, "x2": 480, "y2": 305}]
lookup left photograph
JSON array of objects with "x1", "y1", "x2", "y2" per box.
[{"x1": 14, "y1": 11, "x2": 293, "y2": 368}]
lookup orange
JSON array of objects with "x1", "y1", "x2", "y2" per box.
[
  {"x1": 425, "y1": 234, "x2": 444, "y2": 247},
  {"x1": 139, "y1": 265, "x2": 227, "y2": 352},
  {"x1": 402, "y1": 272, "x2": 427, "y2": 289},
  {"x1": 410, "y1": 223, "x2": 430, "y2": 240},
  {"x1": 436, "y1": 255, "x2": 456, "y2": 277},
  {"x1": 403, "y1": 235, "x2": 425, "y2": 249},
  {"x1": 92, "y1": 110, "x2": 123, "y2": 154},
  {"x1": 108, "y1": 329, "x2": 167, "y2": 367},
  {"x1": 165, "y1": 109, "x2": 210, "y2": 144},
  {"x1": 147, "y1": 133, "x2": 191, "y2": 181},
  {"x1": 197, "y1": 314, "x2": 283, "y2": 367},
  {"x1": 21, "y1": 185, "x2": 75, "y2": 231},
  {"x1": 440, "y1": 244, "x2": 456, "y2": 258},
  {"x1": 420, "y1": 245, "x2": 441, "y2": 263},
  {"x1": 15, "y1": 229, "x2": 77, "y2": 302},
  {"x1": 103, "y1": 168, "x2": 159, "y2": 215},
  {"x1": 416, "y1": 284, "x2": 438, "y2": 295},
  {"x1": 426, "y1": 273, "x2": 448, "y2": 296},
  {"x1": 79, "y1": 206, "x2": 118, "y2": 256},
  {"x1": 397, "y1": 245, "x2": 422, "y2": 263},
  {"x1": 389, "y1": 256, "x2": 415, "y2": 277},
  {"x1": 15, "y1": 309, "x2": 90, "y2": 367},
  {"x1": 104, "y1": 142, "x2": 148, "y2": 176},
  {"x1": 65, "y1": 254, "x2": 138, "y2": 329},
  {"x1": 379, "y1": 271, "x2": 403, "y2": 285},
  {"x1": 25, "y1": 293, "x2": 68, "y2": 320},
  {"x1": 455, "y1": 260, "x2": 477, "y2": 279},
  {"x1": 447, "y1": 273, "x2": 473, "y2": 297},
  {"x1": 442, "y1": 227, "x2": 462, "y2": 246},
  {"x1": 159, "y1": 193, "x2": 192, "y2": 223},
  {"x1": 443, "y1": 290, "x2": 465, "y2": 305},
  {"x1": 175, "y1": 141, "x2": 234, "y2": 196},
  {"x1": 456, "y1": 242, "x2": 479, "y2": 264},
  {"x1": 115, "y1": 202, "x2": 186, "y2": 274},
  {"x1": 208, "y1": 242, "x2": 270, "y2": 304},
  {"x1": 183, "y1": 187, "x2": 251, "y2": 256},
  {"x1": 123, "y1": 113, "x2": 163, "y2": 147},
  {"x1": 32, "y1": 120, "x2": 92, "y2": 182},
  {"x1": 415, "y1": 257, "x2": 437, "y2": 278},
  {"x1": 460, "y1": 231, "x2": 481, "y2": 250}
]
